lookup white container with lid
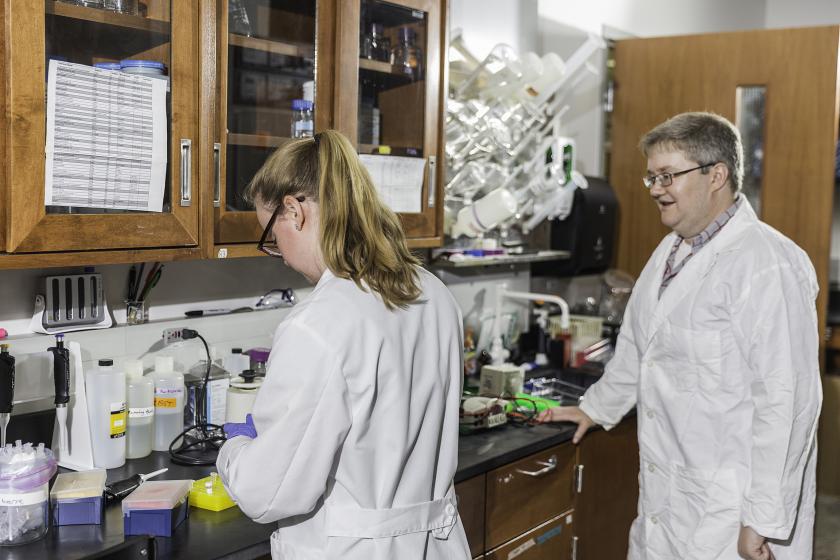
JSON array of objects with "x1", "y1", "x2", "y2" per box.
[
  {"x1": 85, "y1": 359, "x2": 127, "y2": 469},
  {"x1": 225, "y1": 370, "x2": 263, "y2": 423},
  {"x1": 120, "y1": 59, "x2": 170, "y2": 91},
  {"x1": 0, "y1": 441, "x2": 57, "y2": 546},
  {"x1": 125, "y1": 360, "x2": 154, "y2": 459},
  {"x1": 151, "y1": 356, "x2": 184, "y2": 452}
]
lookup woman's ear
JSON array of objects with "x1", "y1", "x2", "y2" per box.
[{"x1": 282, "y1": 195, "x2": 305, "y2": 230}]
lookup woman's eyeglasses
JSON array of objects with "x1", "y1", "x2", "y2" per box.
[{"x1": 256, "y1": 197, "x2": 305, "y2": 258}]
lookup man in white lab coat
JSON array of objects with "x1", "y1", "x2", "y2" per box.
[
  {"x1": 216, "y1": 131, "x2": 471, "y2": 559},
  {"x1": 539, "y1": 112, "x2": 822, "y2": 560}
]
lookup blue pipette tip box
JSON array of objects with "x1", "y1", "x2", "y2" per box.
[
  {"x1": 52, "y1": 496, "x2": 104, "y2": 526},
  {"x1": 123, "y1": 497, "x2": 189, "y2": 537}
]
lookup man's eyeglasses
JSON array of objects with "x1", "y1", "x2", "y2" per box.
[
  {"x1": 257, "y1": 197, "x2": 306, "y2": 258},
  {"x1": 642, "y1": 163, "x2": 716, "y2": 189}
]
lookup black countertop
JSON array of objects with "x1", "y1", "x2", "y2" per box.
[{"x1": 0, "y1": 422, "x2": 583, "y2": 559}]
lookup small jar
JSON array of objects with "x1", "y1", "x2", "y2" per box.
[
  {"x1": 120, "y1": 59, "x2": 170, "y2": 91},
  {"x1": 0, "y1": 442, "x2": 57, "y2": 546},
  {"x1": 290, "y1": 99, "x2": 314, "y2": 138},
  {"x1": 93, "y1": 62, "x2": 122, "y2": 71}
]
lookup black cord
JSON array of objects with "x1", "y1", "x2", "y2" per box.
[{"x1": 168, "y1": 329, "x2": 227, "y2": 466}]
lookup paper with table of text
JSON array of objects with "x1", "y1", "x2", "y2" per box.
[
  {"x1": 359, "y1": 154, "x2": 426, "y2": 213},
  {"x1": 45, "y1": 60, "x2": 167, "y2": 212}
]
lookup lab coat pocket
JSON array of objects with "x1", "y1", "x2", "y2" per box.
[
  {"x1": 666, "y1": 465, "x2": 740, "y2": 557},
  {"x1": 660, "y1": 325, "x2": 722, "y2": 393}
]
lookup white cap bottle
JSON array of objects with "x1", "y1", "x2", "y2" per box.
[
  {"x1": 85, "y1": 359, "x2": 127, "y2": 468},
  {"x1": 151, "y1": 356, "x2": 184, "y2": 452},
  {"x1": 125, "y1": 360, "x2": 154, "y2": 459}
]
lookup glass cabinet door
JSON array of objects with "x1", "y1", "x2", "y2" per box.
[
  {"x1": 336, "y1": 0, "x2": 442, "y2": 242},
  {"x1": 4, "y1": 0, "x2": 199, "y2": 252},
  {"x1": 215, "y1": 0, "x2": 333, "y2": 245}
]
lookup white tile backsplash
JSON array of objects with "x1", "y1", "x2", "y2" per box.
[{"x1": 2, "y1": 304, "x2": 302, "y2": 416}]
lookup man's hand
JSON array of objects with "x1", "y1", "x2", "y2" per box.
[
  {"x1": 738, "y1": 525, "x2": 774, "y2": 560},
  {"x1": 536, "y1": 406, "x2": 595, "y2": 444}
]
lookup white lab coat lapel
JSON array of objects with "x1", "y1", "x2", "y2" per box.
[{"x1": 640, "y1": 199, "x2": 756, "y2": 352}]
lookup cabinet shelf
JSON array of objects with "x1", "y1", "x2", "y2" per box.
[
  {"x1": 228, "y1": 133, "x2": 289, "y2": 148},
  {"x1": 229, "y1": 34, "x2": 314, "y2": 59},
  {"x1": 45, "y1": 1, "x2": 170, "y2": 34}
]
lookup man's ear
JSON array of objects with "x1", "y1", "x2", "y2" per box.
[{"x1": 710, "y1": 162, "x2": 730, "y2": 193}]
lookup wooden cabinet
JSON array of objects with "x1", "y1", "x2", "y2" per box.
[
  {"x1": 333, "y1": 0, "x2": 444, "y2": 245},
  {"x1": 0, "y1": 0, "x2": 446, "y2": 268},
  {"x1": 485, "y1": 511, "x2": 575, "y2": 560},
  {"x1": 210, "y1": 0, "x2": 335, "y2": 251},
  {"x1": 575, "y1": 418, "x2": 639, "y2": 560},
  {"x1": 485, "y1": 443, "x2": 576, "y2": 550},
  {"x1": 457, "y1": 421, "x2": 639, "y2": 559},
  {"x1": 455, "y1": 474, "x2": 485, "y2": 559},
  {"x1": 211, "y1": 0, "x2": 447, "y2": 258},
  {"x1": 3, "y1": 1, "x2": 200, "y2": 257}
]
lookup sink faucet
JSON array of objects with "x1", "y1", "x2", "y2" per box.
[{"x1": 490, "y1": 284, "x2": 570, "y2": 365}]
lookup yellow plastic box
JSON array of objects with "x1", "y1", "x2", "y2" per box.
[{"x1": 189, "y1": 473, "x2": 236, "y2": 512}]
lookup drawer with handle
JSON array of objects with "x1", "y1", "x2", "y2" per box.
[{"x1": 485, "y1": 443, "x2": 576, "y2": 549}]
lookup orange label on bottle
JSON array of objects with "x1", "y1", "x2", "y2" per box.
[{"x1": 155, "y1": 397, "x2": 177, "y2": 409}]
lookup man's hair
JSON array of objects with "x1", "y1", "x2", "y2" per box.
[{"x1": 639, "y1": 112, "x2": 744, "y2": 193}]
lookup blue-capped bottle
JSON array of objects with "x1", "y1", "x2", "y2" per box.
[{"x1": 290, "y1": 99, "x2": 314, "y2": 139}]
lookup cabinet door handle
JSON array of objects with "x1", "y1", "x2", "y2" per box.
[
  {"x1": 515, "y1": 455, "x2": 557, "y2": 477},
  {"x1": 213, "y1": 142, "x2": 221, "y2": 208},
  {"x1": 427, "y1": 155, "x2": 437, "y2": 208},
  {"x1": 180, "y1": 139, "x2": 192, "y2": 207}
]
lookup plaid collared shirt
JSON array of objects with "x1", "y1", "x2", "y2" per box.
[{"x1": 658, "y1": 197, "x2": 743, "y2": 299}]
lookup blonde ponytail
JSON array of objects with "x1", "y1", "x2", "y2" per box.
[
  {"x1": 244, "y1": 130, "x2": 422, "y2": 309},
  {"x1": 317, "y1": 130, "x2": 421, "y2": 309}
]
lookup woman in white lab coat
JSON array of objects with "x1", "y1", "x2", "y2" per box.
[{"x1": 217, "y1": 130, "x2": 470, "y2": 560}]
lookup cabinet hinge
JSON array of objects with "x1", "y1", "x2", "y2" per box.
[
  {"x1": 574, "y1": 464, "x2": 584, "y2": 494},
  {"x1": 572, "y1": 535, "x2": 579, "y2": 560}
]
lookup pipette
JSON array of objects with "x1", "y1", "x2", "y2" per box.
[
  {"x1": 0, "y1": 345, "x2": 15, "y2": 447},
  {"x1": 105, "y1": 467, "x2": 169, "y2": 502},
  {"x1": 48, "y1": 334, "x2": 71, "y2": 454}
]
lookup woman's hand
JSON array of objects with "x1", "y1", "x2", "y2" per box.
[
  {"x1": 738, "y1": 526, "x2": 774, "y2": 560},
  {"x1": 224, "y1": 413, "x2": 258, "y2": 440},
  {"x1": 536, "y1": 406, "x2": 595, "y2": 444}
]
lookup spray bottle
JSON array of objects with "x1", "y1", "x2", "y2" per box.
[
  {"x1": 0, "y1": 345, "x2": 15, "y2": 447},
  {"x1": 48, "y1": 334, "x2": 71, "y2": 454}
]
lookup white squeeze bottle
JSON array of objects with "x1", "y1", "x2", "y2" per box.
[
  {"x1": 125, "y1": 360, "x2": 154, "y2": 459},
  {"x1": 152, "y1": 356, "x2": 185, "y2": 452},
  {"x1": 85, "y1": 359, "x2": 127, "y2": 468}
]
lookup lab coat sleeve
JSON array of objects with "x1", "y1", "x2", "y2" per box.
[
  {"x1": 216, "y1": 318, "x2": 352, "y2": 524},
  {"x1": 734, "y1": 258, "x2": 822, "y2": 540},
  {"x1": 579, "y1": 297, "x2": 640, "y2": 430}
]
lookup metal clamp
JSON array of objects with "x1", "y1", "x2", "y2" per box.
[
  {"x1": 213, "y1": 142, "x2": 221, "y2": 208},
  {"x1": 515, "y1": 455, "x2": 557, "y2": 477},
  {"x1": 180, "y1": 139, "x2": 192, "y2": 207},
  {"x1": 427, "y1": 155, "x2": 437, "y2": 208}
]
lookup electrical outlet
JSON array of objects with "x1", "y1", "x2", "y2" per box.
[{"x1": 162, "y1": 328, "x2": 185, "y2": 346}]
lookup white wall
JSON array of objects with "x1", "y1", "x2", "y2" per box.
[
  {"x1": 0, "y1": 258, "x2": 310, "y2": 336},
  {"x1": 765, "y1": 0, "x2": 840, "y2": 28},
  {"x1": 538, "y1": 0, "x2": 766, "y2": 38}
]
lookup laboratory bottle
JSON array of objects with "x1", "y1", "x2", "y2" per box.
[
  {"x1": 290, "y1": 99, "x2": 314, "y2": 138},
  {"x1": 151, "y1": 356, "x2": 185, "y2": 452},
  {"x1": 391, "y1": 26, "x2": 423, "y2": 81},
  {"x1": 224, "y1": 348, "x2": 250, "y2": 377},
  {"x1": 124, "y1": 360, "x2": 154, "y2": 459},
  {"x1": 85, "y1": 359, "x2": 127, "y2": 469}
]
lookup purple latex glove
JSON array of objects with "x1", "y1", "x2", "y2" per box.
[{"x1": 224, "y1": 414, "x2": 257, "y2": 439}]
